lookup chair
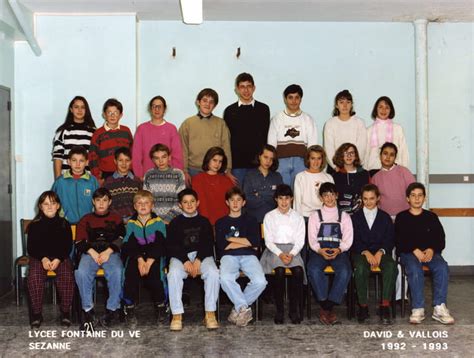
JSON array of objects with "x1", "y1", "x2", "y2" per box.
[
  {"x1": 400, "y1": 264, "x2": 430, "y2": 317},
  {"x1": 15, "y1": 219, "x2": 31, "y2": 305},
  {"x1": 306, "y1": 265, "x2": 354, "y2": 320},
  {"x1": 351, "y1": 266, "x2": 396, "y2": 319}
]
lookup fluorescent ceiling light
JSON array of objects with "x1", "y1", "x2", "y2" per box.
[{"x1": 180, "y1": 0, "x2": 203, "y2": 24}]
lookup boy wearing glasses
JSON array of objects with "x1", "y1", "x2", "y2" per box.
[{"x1": 89, "y1": 98, "x2": 133, "y2": 183}]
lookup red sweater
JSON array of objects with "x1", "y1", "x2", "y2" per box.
[
  {"x1": 89, "y1": 125, "x2": 133, "y2": 179},
  {"x1": 192, "y1": 173, "x2": 234, "y2": 225}
]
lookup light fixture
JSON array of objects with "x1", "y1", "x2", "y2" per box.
[{"x1": 180, "y1": 0, "x2": 203, "y2": 25}]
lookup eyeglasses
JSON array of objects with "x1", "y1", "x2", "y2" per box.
[
  {"x1": 343, "y1": 151, "x2": 356, "y2": 157},
  {"x1": 106, "y1": 111, "x2": 120, "y2": 116},
  {"x1": 151, "y1": 105, "x2": 163, "y2": 110}
]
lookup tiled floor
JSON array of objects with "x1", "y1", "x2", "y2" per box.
[{"x1": 1, "y1": 275, "x2": 473, "y2": 357}]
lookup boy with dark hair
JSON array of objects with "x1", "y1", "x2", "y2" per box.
[
  {"x1": 104, "y1": 147, "x2": 142, "y2": 222},
  {"x1": 179, "y1": 88, "x2": 233, "y2": 185},
  {"x1": 143, "y1": 143, "x2": 185, "y2": 224},
  {"x1": 89, "y1": 98, "x2": 133, "y2": 183},
  {"x1": 75, "y1": 187, "x2": 125, "y2": 331},
  {"x1": 166, "y1": 188, "x2": 220, "y2": 331},
  {"x1": 307, "y1": 182, "x2": 353, "y2": 325},
  {"x1": 216, "y1": 187, "x2": 267, "y2": 327},
  {"x1": 351, "y1": 184, "x2": 397, "y2": 324},
  {"x1": 267, "y1": 84, "x2": 318, "y2": 188},
  {"x1": 223, "y1": 73, "x2": 270, "y2": 185},
  {"x1": 52, "y1": 146, "x2": 99, "y2": 224},
  {"x1": 121, "y1": 190, "x2": 167, "y2": 328},
  {"x1": 395, "y1": 182, "x2": 454, "y2": 325}
]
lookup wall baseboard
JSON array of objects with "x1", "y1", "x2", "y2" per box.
[{"x1": 449, "y1": 266, "x2": 474, "y2": 275}]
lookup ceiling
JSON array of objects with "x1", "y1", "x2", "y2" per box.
[{"x1": 21, "y1": 0, "x2": 474, "y2": 22}]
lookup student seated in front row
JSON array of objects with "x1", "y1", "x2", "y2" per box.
[
  {"x1": 216, "y1": 187, "x2": 267, "y2": 327},
  {"x1": 75, "y1": 188, "x2": 125, "y2": 331},
  {"x1": 307, "y1": 182, "x2": 353, "y2": 325},
  {"x1": 27, "y1": 191, "x2": 74, "y2": 329},
  {"x1": 395, "y1": 182, "x2": 454, "y2": 325},
  {"x1": 166, "y1": 188, "x2": 220, "y2": 331},
  {"x1": 121, "y1": 190, "x2": 167, "y2": 328},
  {"x1": 260, "y1": 184, "x2": 305, "y2": 324},
  {"x1": 351, "y1": 184, "x2": 397, "y2": 324}
]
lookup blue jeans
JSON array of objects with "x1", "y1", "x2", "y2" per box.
[
  {"x1": 277, "y1": 157, "x2": 305, "y2": 189},
  {"x1": 231, "y1": 168, "x2": 249, "y2": 187},
  {"x1": 75, "y1": 253, "x2": 123, "y2": 312},
  {"x1": 399, "y1": 252, "x2": 449, "y2": 309},
  {"x1": 307, "y1": 250, "x2": 351, "y2": 304},
  {"x1": 220, "y1": 255, "x2": 267, "y2": 312},
  {"x1": 167, "y1": 255, "x2": 220, "y2": 314}
]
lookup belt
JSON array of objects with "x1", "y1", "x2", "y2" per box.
[{"x1": 318, "y1": 237, "x2": 341, "y2": 242}]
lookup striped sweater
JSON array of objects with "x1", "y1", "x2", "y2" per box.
[
  {"x1": 52, "y1": 122, "x2": 95, "y2": 172},
  {"x1": 143, "y1": 167, "x2": 185, "y2": 224},
  {"x1": 88, "y1": 125, "x2": 133, "y2": 179}
]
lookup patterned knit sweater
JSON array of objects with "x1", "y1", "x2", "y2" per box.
[
  {"x1": 143, "y1": 167, "x2": 186, "y2": 224},
  {"x1": 103, "y1": 172, "x2": 142, "y2": 221},
  {"x1": 88, "y1": 125, "x2": 133, "y2": 179}
]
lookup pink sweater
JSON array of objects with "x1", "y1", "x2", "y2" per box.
[
  {"x1": 371, "y1": 165, "x2": 415, "y2": 216},
  {"x1": 132, "y1": 121, "x2": 183, "y2": 178},
  {"x1": 308, "y1": 206, "x2": 353, "y2": 253}
]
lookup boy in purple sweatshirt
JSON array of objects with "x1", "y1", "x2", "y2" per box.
[{"x1": 307, "y1": 182, "x2": 353, "y2": 325}]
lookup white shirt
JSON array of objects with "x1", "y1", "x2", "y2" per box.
[
  {"x1": 294, "y1": 171, "x2": 334, "y2": 217},
  {"x1": 263, "y1": 208, "x2": 305, "y2": 257},
  {"x1": 323, "y1": 115, "x2": 367, "y2": 167},
  {"x1": 363, "y1": 207, "x2": 378, "y2": 229}
]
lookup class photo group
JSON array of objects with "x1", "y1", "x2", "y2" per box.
[{"x1": 26, "y1": 71, "x2": 454, "y2": 333}]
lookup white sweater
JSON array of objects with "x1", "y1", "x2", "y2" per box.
[
  {"x1": 323, "y1": 115, "x2": 367, "y2": 168},
  {"x1": 364, "y1": 121, "x2": 409, "y2": 170},
  {"x1": 294, "y1": 170, "x2": 334, "y2": 217},
  {"x1": 267, "y1": 110, "x2": 318, "y2": 158}
]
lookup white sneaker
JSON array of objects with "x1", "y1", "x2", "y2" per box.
[
  {"x1": 236, "y1": 307, "x2": 253, "y2": 327},
  {"x1": 409, "y1": 308, "x2": 425, "y2": 324},
  {"x1": 228, "y1": 308, "x2": 239, "y2": 324},
  {"x1": 432, "y1": 304, "x2": 454, "y2": 325}
]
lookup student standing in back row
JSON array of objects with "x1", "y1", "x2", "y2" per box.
[
  {"x1": 267, "y1": 84, "x2": 318, "y2": 189},
  {"x1": 179, "y1": 88, "x2": 234, "y2": 186},
  {"x1": 223, "y1": 73, "x2": 270, "y2": 186},
  {"x1": 323, "y1": 90, "x2": 367, "y2": 171}
]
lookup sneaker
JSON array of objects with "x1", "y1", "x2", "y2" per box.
[
  {"x1": 236, "y1": 307, "x2": 253, "y2": 327},
  {"x1": 227, "y1": 308, "x2": 239, "y2": 325},
  {"x1": 100, "y1": 309, "x2": 118, "y2": 328},
  {"x1": 203, "y1": 311, "x2": 219, "y2": 330},
  {"x1": 81, "y1": 309, "x2": 97, "y2": 332},
  {"x1": 154, "y1": 302, "x2": 169, "y2": 324},
  {"x1": 60, "y1": 311, "x2": 71, "y2": 327},
  {"x1": 357, "y1": 306, "x2": 369, "y2": 324},
  {"x1": 432, "y1": 304, "x2": 454, "y2": 325},
  {"x1": 31, "y1": 313, "x2": 43, "y2": 329},
  {"x1": 409, "y1": 308, "x2": 425, "y2": 324},
  {"x1": 123, "y1": 304, "x2": 138, "y2": 329},
  {"x1": 380, "y1": 306, "x2": 392, "y2": 325},
  {"x1": 170, "y1": 314, "x2": 182, "y2": 331}
]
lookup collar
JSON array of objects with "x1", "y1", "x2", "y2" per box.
[
  {"x1": 197, "y1": 112, "x2": 213, "y2": 120},
  {"x1": 112, "y1": 171, "x2": 135, "y2": 179},
  {"x1": 277, "y1": 208, "x2": 293, "y2": 217},
  {"x1": 238, "y1": 99, "x2": 255, "y2": 107},
  {"x1": 363, "y1": 207, "x2": 378, "y2": 216},
  {"x1": 104, "y1": 122, "x2": 120, "y2": 131},
  {"x1": 182, "y1": 212, "x2": 198, "y2": 218},
  {"x1": 284, "y1": 109, "x2": 302, "y2": 117},
  {"x1": 64, "y1": 170, "x2": 90, "y2": 180},
  {"x1": 381, "y1": 164, "x2": 396, "y2": 172}
]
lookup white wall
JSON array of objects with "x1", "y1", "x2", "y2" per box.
[{"x1": 13, "y1": 17, "x2": 473, "y2": 265}]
